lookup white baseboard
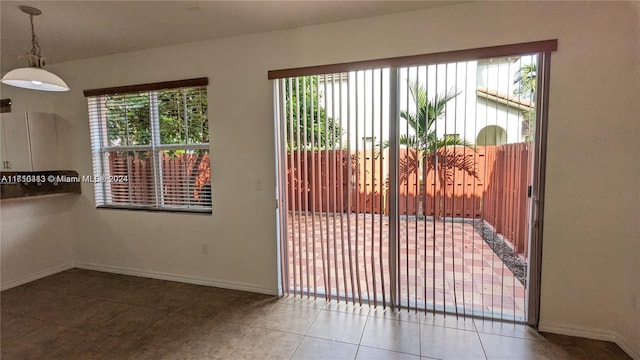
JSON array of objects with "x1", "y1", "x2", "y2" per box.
[
  {"x1": 1, "y1": 262, "x2": 74, "y2": 291},
  {"x1": 618, "y1": 337, "x2": 640, "y2": 360},
  {"x1": 539, "y1": 322, "x2": 640, "y2": 360},
  {"x1": 74, "y1": 262, "x2": 278, "y2": 296}
]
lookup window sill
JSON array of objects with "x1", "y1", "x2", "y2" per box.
[{"x1": 96, "y1": 205, "x2": 212, "y2": 215}]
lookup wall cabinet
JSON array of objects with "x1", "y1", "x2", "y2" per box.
[{"x1": 0, "y1": 112, "x2": 60, "y2": 171}]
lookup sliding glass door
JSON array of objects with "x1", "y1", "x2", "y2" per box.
[{"x1": 273, "y1": 42, "x2": 554, "y2": 323}]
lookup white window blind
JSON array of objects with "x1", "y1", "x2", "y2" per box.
[{"x1": 85, "y1": 79, "x2": 211, "y2": 213}]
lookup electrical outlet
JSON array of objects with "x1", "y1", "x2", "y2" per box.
[
  {"x1": 202, "y1": 243, "x2": 209, "y2": 254},
  {"x1": 255, "y1": 178, "x2": 262, "y2": 191}
]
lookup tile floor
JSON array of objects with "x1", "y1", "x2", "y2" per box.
[
  {"x1": 286, "y1": 214, "x2": 526, "y2": 319},
  {"x1": 1, "y1": 269, "x2": 631, "y2": 360}
]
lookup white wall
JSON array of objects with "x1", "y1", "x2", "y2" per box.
[
  {"x1": 1, "y1": 1, "x2": 638, "y2": 357},
  {"x1": 0, "y1": 197, "x2": 75, "y2": 290}
]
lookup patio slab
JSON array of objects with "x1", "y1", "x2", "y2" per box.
[{"x1": 285, "y1": 213, "x2": 526, "y2": 321}]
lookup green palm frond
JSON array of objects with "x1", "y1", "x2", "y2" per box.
[
  {"x1": 401, "y1": 82, "x2": 460, "y2": 140},
  {"x1": 386, "y1": 81, "x2": 479, "y2": 183},
  {"x1": 399, "y1": 81, "x2": 463, "y2": 152},
  {"x1": 399, "y1": 134, "x2": 419, "y2": 148},
  {"x1": 397, "y1": 81, "x2": 478, "y2": 182},
  {"x1": 514, "y1": 63, "x2": 537, "y2": 100},
  {"x1": 427, "y1": 136, "x2": 475, "y2": 153}
]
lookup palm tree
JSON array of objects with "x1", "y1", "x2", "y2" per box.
[
  {"x1": 513, "y1": 63, "x2": 537, "y2": 101},
  {"x1": 513, "y1": 63, "x2": 537, "y2": 141},
  {"x1": 399, "y1": 83, "x2": 471, "y2": 152},
  {"x1": 399, "y1": 81, "x2": 478, "y2": 218}
]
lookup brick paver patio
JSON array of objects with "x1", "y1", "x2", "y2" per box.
[{"x1": 285, "y1": 213, "x2": 526, "y2": 321}]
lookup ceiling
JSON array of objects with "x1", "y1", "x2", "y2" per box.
[{"x1": 1, "y1": 1, "x2": 461, "y2": 73}]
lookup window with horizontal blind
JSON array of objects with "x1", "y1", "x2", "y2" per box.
[{"x1": 84, "y1": 78, "x2": 211, "y2": 213}]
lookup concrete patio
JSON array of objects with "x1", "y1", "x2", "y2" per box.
[{"x1": 285, "y1": 213, "x2": 526, "y2": 321}]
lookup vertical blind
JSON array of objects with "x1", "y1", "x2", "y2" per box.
[{"x1": 85, "y1": 79, "x2": 211, "y2": 212}]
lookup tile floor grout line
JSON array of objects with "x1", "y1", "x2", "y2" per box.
[
  {"x1": 356, "y1": 344, "x2": 424, "y2": 358},
  {"x1": 475, "y1": 330, "x2": 547, "y2": 342},
  {"x1": 353, "y1": 346, "x2": 361, "y2": 360},
  {"x1": 419, "y1": 313, "x2": 423, "y2": 358},
  {"x1": 421, "y1": 320, "x2": 477, "y2": 333},
  {"x1": 288, "y1": 332, "x2": 306, "y2": 360},
  {"x1": 360, "y1": 314, "x2": 425, "y2": 358},
  {"x1": 357, "y1": 310, "x2": 370, "y2": 346},
  {"x1": 475, "y1": 326, "x2": 490, "y2": 360},
  {"x1": 287, "y1": 298, "x2": 325, "y2": 360},
  {"x1": 304, "y1": 333, "x2": 363, "y2": 346},
  {"x1": 250, "y1": 322, "x2": 314, "y2": 338},
  {"x1": 305, "y1": 300, "x2": 324, "y2": 336}
]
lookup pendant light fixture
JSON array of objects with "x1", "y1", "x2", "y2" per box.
[{"x1": 1, "y1": 6, "x2": 69, "y2": 92}]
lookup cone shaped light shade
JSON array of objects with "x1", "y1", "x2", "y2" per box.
[{"x1": 1, "y1": 67, "x2": 69, "y2": 92}]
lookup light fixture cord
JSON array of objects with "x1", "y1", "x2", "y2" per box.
[
  {"x1": 22, "y1": 13, "x2": 45, "y2": 68},
  {"x1": 30, "y1": 14, "x2": 41, "y2": 59}
]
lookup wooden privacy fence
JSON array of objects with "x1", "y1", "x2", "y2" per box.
[
  {"x1": 285, "y1": 143, "x2": 532, "y2": 256},
  {"x1": 285, "y1": 149, "x2": 385, "y2": 215},
  {"x1": 482, "y1": 143, "x2": 532, "y2": 255},
  {"x1": 416, "y1": 143, "x2": 532, "y2": 255},
  {"x1": 108, "y1": 152, "x2": 211, "y2": 205}
]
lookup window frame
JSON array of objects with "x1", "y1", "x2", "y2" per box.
[{"x1": 85, "y1": 78, "x2": 211, "y2": 214}]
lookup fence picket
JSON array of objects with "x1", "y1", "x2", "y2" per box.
[{"x1": 108, "y1": 152, "x2": 210, "y2": 207}]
